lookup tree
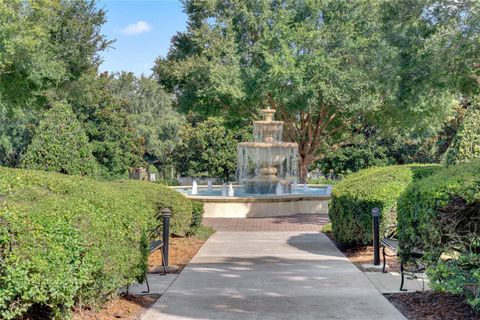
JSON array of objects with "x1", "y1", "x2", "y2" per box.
[
  {"x1": 155, "y1": 0, "x2": 398, "y2": 182},
  {"x1": 0, "y1": 0, "x2": 110, "y2": 167},
  {"x1": 20, "y1": 101, "x2": 97, "y2": 175},
  {"x1": 108, "y1": 72, "x2": 185, "y2": 177},
  {"x1": 443, "y1": 104, "x2": 480, "y2": 165},
  {"x1": 175, "y1": 117, "x2": 250, "y2": 181},
  {"x1": 65, "y1": 72, "x2": 144, "y2": 178}
]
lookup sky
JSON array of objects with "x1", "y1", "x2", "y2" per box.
[{"x1": 96, "y1": 0, "x2": 187, "y2": 76}]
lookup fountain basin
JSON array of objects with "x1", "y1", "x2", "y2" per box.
[{"x1": 175, "y1": 185, "x2": 331, "y2": 218}]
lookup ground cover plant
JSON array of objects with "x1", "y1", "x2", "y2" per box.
[
  {"x1": 0, "y1": 167, "x2": 195, "y2": 319},
  {"x1": 397, "y1": 161, "x2": 480, "y2": 310},
  {"x1": 329, "y1": 164, "x2": 440, "y2": 245}
]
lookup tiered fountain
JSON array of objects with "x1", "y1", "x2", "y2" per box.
[
  {"x1": 174, "y1": 108, "x2": 331, "y2": 218},
  {"x1": 237, "y1": 108, "x2": 299, "y2": 194}
]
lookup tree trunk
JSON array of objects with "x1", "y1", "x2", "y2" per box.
[{"x1": 299, "y1": 156, "x2": 310, "y2": 184}]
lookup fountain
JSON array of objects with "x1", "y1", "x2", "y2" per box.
[
  {"x1": 237, "y1": 108, "x2": 299, "y2": 194},
  {"x1": 174, "y1": 108, "x2": 332, "y2": 218}
]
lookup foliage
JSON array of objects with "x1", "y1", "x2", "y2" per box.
[
  {"x1": 155, "y1": 0, "x2": 395, "y2": 182},
  {"x1": 397, "y1": 162, "x2": 480, "y2": 310},
  {"x1": 108, "y1": 73, "x2": 185, "y2": 174},
  {"x1": 443, "y1": 105, "x2": 480, "y2": 165},
  {"x1": 66, "y1": 72, "x2": 144, "y2": 179},
  {"x1": 315, "y1": 143, "x2": 393, "y2": 177},
  {"x1": 188, "y1": 201, "x2": 204, "y2": 236},
  {"x1": 20, "y1": 101, "x2": 97, "y2": 176},
  {"x1": 329, "y1": 164, "x2": 439, "y2": 245},
  {"x1": 0, "y1": 167, "x2": 196, "y2": 319},
  {"x1": 0, "y1": 0, "x2": 110, "y2": 167},
  {"x1": 175, "y1": 117, "x2": 250, "y2": 181}
]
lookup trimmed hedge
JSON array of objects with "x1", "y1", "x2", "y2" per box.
[
  {"x1": 0, "y1": 167, "x2": 192, "y2": 319},
  {"x1": 397, "y1": 161, "x2": 480, "y2": 310},
  {"x1": 188, "y1": 201, "x2": 204, "y2": 236},
  {"x1": 329, "y1": 164, "x2": 439, "y2": 245}
]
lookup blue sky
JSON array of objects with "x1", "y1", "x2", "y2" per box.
[{"x1": 97, "y1": 0, "x2": 187, "y2": 76}]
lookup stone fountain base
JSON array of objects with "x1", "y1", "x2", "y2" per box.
[{"x1": 180, "y1": 190, "x2": 330, "y2": 218}]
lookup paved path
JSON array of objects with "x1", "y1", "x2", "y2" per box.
[
  {"x1": 142, "y1": 231, "x2": 405, "y2": 320},
  {"x1": 203, "y1": 213, "x2": 329, "y2": 232}
]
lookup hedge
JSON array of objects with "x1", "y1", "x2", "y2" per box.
[
  {"x1": 329, "y1": 164, "x2": 439, "y2": 245},
  {"x1": 0, "y1": 167, "x2": 193, "y2": 319},
  {"x1": 397, "y1": 161, "x2": 480, "y2": 310}
]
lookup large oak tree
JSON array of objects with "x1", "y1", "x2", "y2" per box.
[{"x1": 155, "y1": 0, "x2": 394, "y2": 181}]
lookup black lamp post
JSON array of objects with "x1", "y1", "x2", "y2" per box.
[{"x1": 161, "y1": 208, "x2": 172, "y2": 267}]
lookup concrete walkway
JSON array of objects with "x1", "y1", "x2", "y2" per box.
[{"x1": 142, "y1": 232, "x2": 405, "y2": 320}]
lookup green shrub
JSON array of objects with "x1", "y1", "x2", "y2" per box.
[
  {"x1": 329, "y1": 164, "x2": 439, "y2": 245},
  {"x1": 188, "y1": 201, "x2": 204, "y2": 236},
  {"x1": 397, "y1": 161, "x2": 480, "y2": 310},
  {"x1": 0, "y1": 167, "x2": 194, "y2": 319},
  {"x1": 443, "y1": 106, "x2": 480, "y2": 166},
  {"x1": 20, "y1": 101, "x2": 98, "y2": 176}
]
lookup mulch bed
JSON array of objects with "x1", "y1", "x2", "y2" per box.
[
  {"x1": 325, "y1": 233, "x2": 400, "y2": 272},
  {"x1": 324, "y1": 232, "x2": 479, "y2": 320},
  {"x1": 72, "y1": 294, "x2": 159, "y2": 320},
  {"x1": 386, "y1": 292, "x2": 480, "y2": 320},
  {"x1": 72, "y1": 236, "x2": 208, "y2": 319}
]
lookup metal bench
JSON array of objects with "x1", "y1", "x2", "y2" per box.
[
  {"x1": 380, "y1": 226, "x2": 425, "y2": 291},
  {"x1": 126, "y1": 239, "x2": 167, "y2": 294},
  {"x1": 143, "y1": 239, "x2": 167, "y2": 293}
]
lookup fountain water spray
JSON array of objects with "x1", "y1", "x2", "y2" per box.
[
  {"x1": 237, "y1": 108, "x2": 299, "y2": 194},
  {"x1": 191, "y1": 180, "x2": 198, "y2": 195},
  {"x1": 276, "y1": 182, "x2": 283, "y2": 195},
  {"x1": 303, "y1": 183, "x2": 309, "y2": 193},
  {"x1": 292, "y1": 180, "x2": 298, "y2": 190},
  {"x1": 228, "y1": 183, "x2": 235, "y2": 197},
  {"x1": 207, "y1": 180, "x2": 213, "y2": 192},
  {"x1": 221, "y1": 183, "x2": 228, "y2": 196}
]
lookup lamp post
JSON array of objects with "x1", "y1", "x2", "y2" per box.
[
  {"x1": 161, "y1": 208, "x2": 172, "y2": 267},
  {"x1": 372, "y1": 207, "x2": 381, "y2": 266}
]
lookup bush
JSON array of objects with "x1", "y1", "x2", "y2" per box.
[
  {"x1": 188, "y1": 201, "x2": 204, "y2": 236},
  {"x1": 20, "y1": 101, "x2": 98, "y2": 176},
  {"x1": 0, "y1": 167, "x2": 193, "y2": 319},
  {"x1": 397, "y1": 162, "x2": 480, "y2": 310},
  {"x1": 443, "y1": 106, "x2": 480, "y2": 166},
  {"x1": 329, "y1": 164, "x2": 439, "y2": 245}
]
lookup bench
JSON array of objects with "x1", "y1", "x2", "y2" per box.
[
  {"x1": 380, "y1": 226, "x2": 425, "y2": 291},
  {"x1": 126, "y1": 239, "x2": 167, "y2": 294}
]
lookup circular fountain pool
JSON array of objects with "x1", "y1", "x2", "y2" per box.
[{"x1": 175, "y1": 185, "x2": 332, "y2": 218}]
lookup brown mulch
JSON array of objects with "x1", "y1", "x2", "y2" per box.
[
  {"x1": 148, "y1": 236, "x2": 206, "y2": 273},
  {"x1": 324, "y1": 232, "x2": 479, "y2": 320},
  {"x1": 72, "y1": 294, "x2": 159, "y2": 320},
  {"x1": 325, "y1": 233, "x2": 400, "y2": 272},
  {"x1": 72, "y1": 236, "x2": 208, "y2": 319},
  {"x1": 386, "y1": 292, "x2": 480, "y2": 320}
]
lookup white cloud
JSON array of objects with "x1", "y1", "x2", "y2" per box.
[{"x1": 122, "y1": 21, "x2": 151, "y2": 35}]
